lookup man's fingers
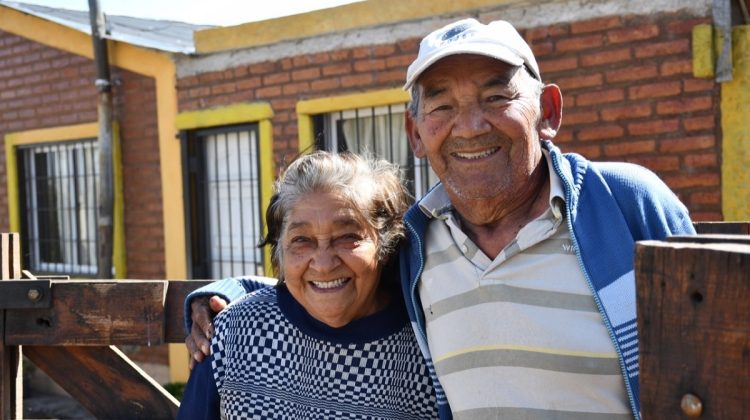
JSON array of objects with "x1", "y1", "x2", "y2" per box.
[
  {"x1": 190, "y1": 318, "x2": 212, "y2": 356},
  {"x1": 209, "y1": 295, "x2": 228, "y2": 313}
]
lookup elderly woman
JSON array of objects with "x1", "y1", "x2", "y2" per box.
[{"x1": 177, "y1": 152, "x2": 438, "y2": 419}]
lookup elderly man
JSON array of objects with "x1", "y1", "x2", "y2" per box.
[{"x1": 185, "y1": 18, "x2": 695, "y2": 419}]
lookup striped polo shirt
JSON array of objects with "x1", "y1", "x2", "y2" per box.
[{"x1": 418, "y1": 152, "x2": 630, "y2": 419}]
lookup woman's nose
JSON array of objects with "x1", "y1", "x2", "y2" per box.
[{"x1": 309, "y1": 246, "x2": 340, "y2": 272}]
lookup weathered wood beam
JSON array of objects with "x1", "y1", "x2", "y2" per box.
[
  {"x1": 693, "y1": 221, "x2": 750, "y2": 234},
  {"x1": 636, "y1": 239, "x2": 750, "y2": 418},
  {"x1": 3, "y1": 280, "x2": 212, "y2": 346},
  {"x1": 24, "y1": 345, "x2": 179, "y2": 419}
]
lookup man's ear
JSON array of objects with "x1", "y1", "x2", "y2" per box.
[
  {"x1": 405, "y1": 111, "x2": 426, "y2": 158},
  {"x1": 539, "y1": 84, "x2": 563, "y2": 140}
]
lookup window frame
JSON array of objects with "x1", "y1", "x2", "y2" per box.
[
  {"x1": 175, "y1": 102, "x2": 275, "y2": 278},
  {"x1": 4, "y1": 122, "x2": 126, "y2": 278}
]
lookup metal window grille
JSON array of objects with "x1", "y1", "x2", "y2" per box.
[
  {"x1": 17, "y1": 139, "x2": 99, "y2": 276},
  {"x1": 183, "y1": 124, "x2": 264, "y2": 279},
  {"x1": 314, "y1": 103, "x2": 439, "y2": 199}
]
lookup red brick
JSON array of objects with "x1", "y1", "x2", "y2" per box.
[
  {"x1": 236, "y1": 77, "x2": 261, "y2": 91},
  {"x1": 628, "y1": 119, "x2": 679, "y2": 136},
  {"x1": 684, "y1": 78, "x2": 716, "y2": 93},
  {"x1": 656, "y1": 96, "x2": 712, "y2": 115},
  {"x1": 601, "y1": 103, "x2": 652, "y2": 121},
  {"x1": 385, "y1": 54, "x2": 413, "y2": 69},
  {"x1": 577, "y1": 124, "x2": 624, "y2": 141},
  {"x1": 292, "y1": 52, "x2": 330, "y2": 67},
  {"x1": 576, "y1": 88, "x2": 625, "y2": 106},
  {"x1": 352, "y1": 46, "x2": 372, "y2": 59},
  {"x1": 330, "y1": 49, "x2": 352, "y2": 61},
  {"x1": 323, "y1": 63, "x2": 352, "y2": 76},
  {"x1": 198, "y1": 71, "x2": 224, "y2": 84},
  {"x1": 689, "y1": 190, "x2": 720, "y2": 205},
  {"x1": 629, "y1": 81, "x2": 681, "y2": 99},
  {"x1": 375, "y1": 70, "x2": 405, "y2": 84},
  {"x1": 292, "y1": 67, "x2": 320, "y2": 81},
  {"x1": 256, "y1": 85, "x2": 282, "y2": 98},
  {"x1": 210, "y1": 82, "x2": 237, "y2": 95},
  {"x1": 690, "y1": 211, "x2": 722, "y2": 222},
  {"x1": 563, "y1": 110, "x2": 599, "y2": 125},
  {"x1": 524, "y1": 25, "x2": 569, "y2": 41},
  {"x1": 188, "y1": 86, "x2": 210, "y2": 98},
  {"x1": 660, "y1": 59, "x2": 692, "y2": 76},
  {"x1": 567, "y1": 144, "x2": 602, "y2": 159},
  {"x1": 631, "y1": 155, "x2": 680, "y2": 172},
  {"x1": 373, "y1": 45, "x2": 397, "y2": 57},
  {"x1": 556, "y1": 73, "x2": 603, "y2": 90},
  {"x1": 311, "y1": 78, "x2": 340, "y2": 91},
  {"x1": 607, "y1": 25, "x2": 659, "y2": 44},
  {"x1": 664, "y1": 172, "x2": 719, "y2": 188},
  {"x1": 606, "y1": 65, "x2": 658, "y2": 83},
  {"x1": 341, "y1": 73, "x2": 373, "y2": 88},
  {"x1": 635, "y1": 40, "x2": 690, "y2": 59},
  {"x1": 580, "y1": 48, "x2": 631, "y2": 67},
  {"x1": 354, "y1": 59, "x2": 387, "y2": 72},
  {"x1": 659, "y1": 135, "x2": 716, "y2": 152},
  {"x1": 538, "y1": 56, "x2": 578, "y2": 73},
  {"x1": 684, "y1": 153, "x2": 717, "y2": 168},
  {"x1": 603, "y1": 140, "x2": 656, "y2": 156},
  {"x1": 556, "y1": 34, "x2": 604, "y2": 52},
  {"x1": 571, "y1": 16, "x2": 623, "y2": 34},
  {"x1": 282, "y1": 81, "x2": 310, "y2": 95},
  {"x1": 530, "y1": 41, "x2": 554, "y2": 57},
  {"x1": 263, "y1": 73, "x2": 290, "y2": 86},
  {"x1": 683, "y1": 116, "x2": 715, "y2": 131},
  {"x1": 248, "y1": 61, "x2": 277, "y2": 75},
  {"x1": 667, "y1": 18, "x2": 712, "y2": 35}
]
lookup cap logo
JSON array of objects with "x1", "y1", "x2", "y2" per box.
[{"x1": 440, "y1": 23, "x2": 471, "y2": 42}]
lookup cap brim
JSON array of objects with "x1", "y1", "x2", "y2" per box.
[{"x1": 403, "y1": 42, "x2": 526, "y2": 90}]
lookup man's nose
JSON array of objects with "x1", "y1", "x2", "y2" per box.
[{"x1": 452, "y1": 102, "x2": 491, "y2": 138}]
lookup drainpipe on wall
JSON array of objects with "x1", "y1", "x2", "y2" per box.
[{"x1": 88, "y1": 0, "x2": 114, "y2": 279}]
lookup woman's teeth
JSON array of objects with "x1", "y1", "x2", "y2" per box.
[
  {"x1": 312, "y1": 278, "x2": 348, "y2": 289},
  {"x1": 454, "y1": 147, "x2": 498, "y2": 160}
]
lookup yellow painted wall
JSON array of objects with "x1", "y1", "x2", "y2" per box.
[
  {"x1": 693, "y1": 24, "x2": 750, "y2": 220},
  {"x1": 0, "y1": 5, "x2": 188, "y2": 382},
  {"x1": 195, "y1": 0, "x2": 513, "y2": 53}
]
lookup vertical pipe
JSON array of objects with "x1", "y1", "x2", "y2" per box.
[{"x1": 88, "y1": 0, "x2": 114, "y2": 278}]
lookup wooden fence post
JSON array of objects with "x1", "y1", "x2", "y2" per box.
[
  {"x1": 0, "y1": 233, "x2": 23, "y2": 419},
  {"x1": 636, "y1": 237, "x2": 750, "y2": 418}
]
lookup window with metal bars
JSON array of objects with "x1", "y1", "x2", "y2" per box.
[
  {"x1": 17, "y1": 139, "x2": 99, "y2": 276},
  {"x1": 313, "y1": 103, "x2": 439, "y2": 199},
  {"x1": 182, "y1": 124, "x2": 265, "y2": 280}
]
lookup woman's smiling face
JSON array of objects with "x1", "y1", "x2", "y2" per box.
[{"x1": 280, "y1": 191, "x2": 386, "y2": 328}]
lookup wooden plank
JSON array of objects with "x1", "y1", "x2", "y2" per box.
[
  {"x1": 636, "y1": 240, "x2": 750, "y2": 419},
  {"x1": 693, "y1": 221, "x2": 750, "y2": 235},
  {"x1": 668, "y1": 234, "x2": 750, "y2": 245},
  {"x1": 0, "y1": 310, "x2": 22, "y2": 419},
  {"x1": 4, "y1": 280, "x2": 213, "y2": 345},
  {"x1": 164, "y1": 280, "x2": 213, "y2": 343},
  {"x1": 24, "y1": 345, "x2": 178, "y2": 419},
  {"x1": 5, "y1": 280, "x2": 167, "y2": 346}
]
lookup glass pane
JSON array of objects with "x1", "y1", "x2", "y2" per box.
[
  {"x1": 21, "y1": 139, "x2": 99, "y2": 275},
  {"x1": 202, "y1": 127, "x2": 263, "y2": 278}
]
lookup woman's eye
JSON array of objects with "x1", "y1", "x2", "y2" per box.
[
  {"x1": 486, "y1": 94, "x2": 509, "y2": 103},
  {"x1": 290, "y1": 236, "x2": 311, "y2": 244}
]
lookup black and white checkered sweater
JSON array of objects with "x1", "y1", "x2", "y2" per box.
[{"x1": 205, "y1": 285, "x2": 438, "y2": 419}]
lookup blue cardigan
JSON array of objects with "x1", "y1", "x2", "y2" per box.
[
  {"x1": 398, "y1": 140, "x2": 696, "y2": 419},
  {"x1": 185, "y1": 140, "x2": 696, "y2": 420}
]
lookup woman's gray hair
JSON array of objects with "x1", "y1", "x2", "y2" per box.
[{"x1": 259, "y1": 151, "x2": 411, "y2": 282}]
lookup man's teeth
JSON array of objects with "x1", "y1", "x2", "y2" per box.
[
  {"x1": 455, "y1": 148, "x2": 497, "y2": 160},
  {"x1": 312, "y1": 278, "x2": 348, "y2": 289}
]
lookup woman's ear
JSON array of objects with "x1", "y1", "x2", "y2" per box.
[{"x1": 539, "y1": 84, "x2": 563, "y2": 140}]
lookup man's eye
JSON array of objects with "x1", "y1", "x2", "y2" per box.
[
  {"x1": 290, "y1": 236, "x2": 311, "y2": 244},
  {"x1": 486, "y1": 94, "x2": 509, "y2": 103}
]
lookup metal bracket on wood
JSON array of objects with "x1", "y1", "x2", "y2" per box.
[{"x1": 0, "y1": 280, "x2": 52, "y2": 309}]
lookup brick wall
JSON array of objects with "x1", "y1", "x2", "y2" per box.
[
  {"x1": 0, "y1": 30, "x2": 165, "y2": 278},
  {"x1": 176, "y1": 11, "x2": 721, "y2": 221},
  {"x1": 523, "y1": 12, "x2": 720, "y2": 221}
]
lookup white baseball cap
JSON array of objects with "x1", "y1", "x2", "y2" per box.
[{"x1": 404, "y1": 18, "x2": 541, "y2": 90}]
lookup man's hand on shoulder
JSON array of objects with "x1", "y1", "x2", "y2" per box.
[{"x1": 186, "y1": 295, "x2": 228, "y2": 370}]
